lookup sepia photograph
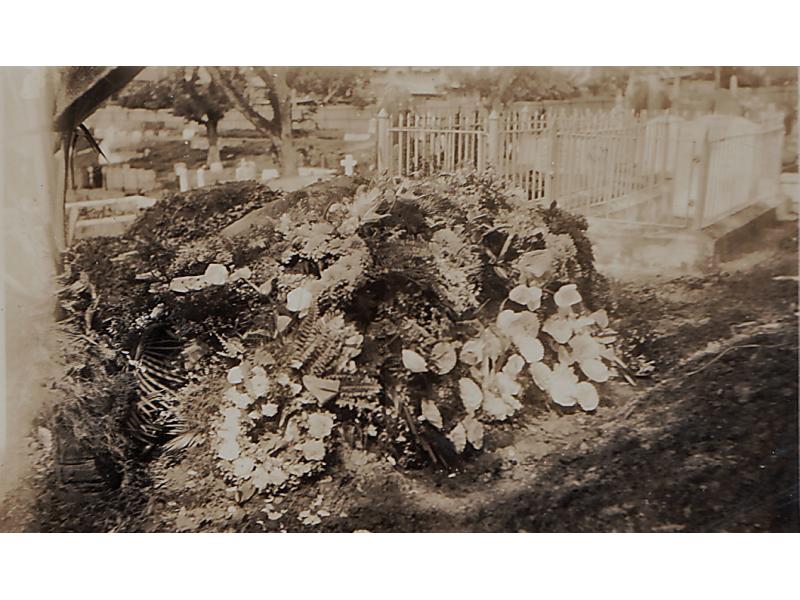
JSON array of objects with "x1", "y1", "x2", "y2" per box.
[{"x1": 1, "y1": 63, "x2": 796, "y2": 537}]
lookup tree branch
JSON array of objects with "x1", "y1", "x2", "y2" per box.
[{"x1": 206, "y1": 66, "x2": 279, "y2": 136}]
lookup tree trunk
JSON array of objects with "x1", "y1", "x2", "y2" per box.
[
  {"x1": 206, "y1": 118, "x2": 221, "y2": 165},
  {"x1": 206, "y1": 66, "x2": 298, "y2": 177},
  {"x1": 274, "y1": 137, "x2": 298, "y2": 177},
  {"x1": 270, "y1": 68, "x2": 298, "y2": 177}
]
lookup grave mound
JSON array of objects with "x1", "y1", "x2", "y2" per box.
[{"x1": 55, "y1": 172, "x2": 616, "y2": 509}]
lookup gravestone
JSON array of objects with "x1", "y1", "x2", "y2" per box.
[
  {"x1": 122, "y1": 165, "x2": 138, "y2": 191},
  {"x1": 174, "y1": 162, "x2": 190, "y2": 192},
  {"x1": 261, "y1": 168, "x2": 279, "y2": 182},
  {"x1": 210, "y1": 161, "x2": 224, "y2": 173},
  {"x1": 340, "y1": 154, "x2": 357, "y2": 176},
  {"x1": 196, "y1": 167, "x2": 206, "y2": 188},
  {"x1": 235, "y1": 159, "x2": 257, "y2": 181}
]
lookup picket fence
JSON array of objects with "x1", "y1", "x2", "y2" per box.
[{"x1": 376, "y1": 106, "x2": 786, "y2": 228}]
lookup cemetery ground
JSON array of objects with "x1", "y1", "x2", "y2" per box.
[{"x1": 0, "y1": 180, "x2": 797, "y2": 533}]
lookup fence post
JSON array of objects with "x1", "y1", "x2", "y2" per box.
[
  {"x1": 548, "y1": 111, "x2": 560, "y2": 205},
  {"x1": 486, "y1": 110, "x2": 500, "y2": 170},
  {"x1": 376, "y1": 109, "x2": 390, "y2": 173},
  {"x1": 691, "y1": 131, "x2": 712, "y2": 230}
]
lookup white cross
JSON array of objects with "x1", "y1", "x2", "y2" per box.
[{"x1": 340, "y1": 154, "x2": 358, "y2": 176}]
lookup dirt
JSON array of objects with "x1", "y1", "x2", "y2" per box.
[
  {"x1": 242, "y1": 220, "x2": 799, "y2": 533},
  {"x1": 1, "y1": 214, "x2": 797, "y2": 533}
]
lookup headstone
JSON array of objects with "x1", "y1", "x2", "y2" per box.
[
  {"x1": 210, "y1": 161, "x2": 224, "y2": 173},
  {"x1": 235, "y1": 159, "x2": 257, "y2": 181},
  {"x1": 122, "y1": 165, "x2": 138, "y2": 191},
  {"x1": 260, "y1": 168, "x2": 279, "y2": 182},
  {"x1": 729, "y1": 75, "x2": 738, "y2": 96},
  {"x1": 182, "y1": 126, "x2": 197, "y2": 141},
  {"x1": 196, "y1": 167, "x2": 206, "y2": 188},
  {"x1": 174, "y1": 163, "x2": 190, "y2": 192},
  {"x1": 340, "y1": 154, "x2": 357, "y2": 176}
]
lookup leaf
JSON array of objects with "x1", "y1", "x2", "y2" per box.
[
  {"x1": 509, "y1": 284, "x2": 542, "y2": 310},
  {"x1": 462, "y1": 414, "x2": 484, "y2": 450},
  {"x1": 481, "y1": 337, "x2": 502, "y2": 367},
  {"x1": 250, "y1": 467, "x2": 270, "y2": 490},
  {"x1": 550, "y1": 363, "x2": 579, "y2": 407},
  {"x1": 496, "y1": 309, "x2": 520, "y2": 333},
  {"x1": 459, "y1": 338, "x2": 484, "y2": 366},
  {"x1": 430, "y1": 341, "x2": 457, "y2": 375},
  {"x1": 267, "y1": 468, "x2": 289, "y2": 486},
  {"x1": 307, "y1": 413, "x2": 335, "y2": 438},
  {"x1": 448, "y1": 423, "x2": 467, "y2": 453},
  {"x1": 169, "y1": 275, "x2": 206, "y2": 293},
  {"x1": 572, "y1": 316, "x2": 596, "y2": 330},
  {"x1": 459, "y1": 377, "x2": 483, "y2": 411},
  {"x1": 401, "y1": 349, "x2": 428, "y2": 373},
  {"x1": 224, "y1": 387, "x2": 252, "y2": 409},
  {"x1": 554, "y1": 283, "x2": 582, "y2": 307},
  {"x1": 490, "y1": 372, "x2": 522, "y2": 410},
  {"x1": 502, "y1": 354, "x2": 525, "y2": 377},
  {"x1": 517, "y1": 249, "x2": 551, "y2": 279},
  {"x1": 569, "y1": 333, "x2": 602, "y2": 361},
  {"x1": 229, "y1": 266, "x2": 253, "y2": 282},
  {"x1": 579, "y1": 358, "x2": 610, "y2": 383},
  {"x1": 542, "y1": 314, "x2": 573, "y2": 344},
  {"x1": 590, "y1": 309, "x2": 609, "y2": 329},
  {"x1": 258, "y1": 280, "x2": 274, "y2": 296},
  {"x1": 232, "y1": 456, "x2": 255, "y2": 479},
  {"x1": 300, "y1": 439, "x2": 326, "y2": 461},
  {"x1": 506, "y1": 311, "x2": 540, "y2": 338},
  {"x1": 245, "y1": 367, "x2": 270, "y2": 398},
  {"x1": 261, "y1": 403, "x2": 279, "y2": 417},
  {"x1": 557, "y1": 344, "x2": 574, "y2": 365},
  {"x1": 227, "y1": 365, "x2": 246, "y2": 385},
  {"x1": 575, "y1": 381, "x2": 600, "y2": 411},
  {"x1": 482, "y1": 390, "x2": 513, "y2": 421},
  {"x1": 218, "y1": 440, "x2": 240, "y2": 461},
  {"x1": 513, "y1": 335, "x2": 544, "y2": 363},
  {"x1": 287, "y1": 286, "x2": 314, "y2": 312},
  {"x1": 530, "y1": 361, "x2": 552, "y2": 392},
  {"x1": 204, "y1": 263, "x2": 229, "y2": 286},
  {"x1": 509, "y1": 285, "x2": 531, "y2": 305},
  {"x1": 302, "y1": 375, "x2": 341, "y2": 404},
  {"x1": 421, "y1": 400, "x2": 443, "y2": 430},
  {"x1": 276, "y1": 314, "x2": 292, "y2": 334}
]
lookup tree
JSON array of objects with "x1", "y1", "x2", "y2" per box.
[
  {"x1": 285, "y1": 67, "x2": 374, "y2": 108},
  {"x1": 189, "y1": 67, "x2": 376, "y2": 177},
  {"x1": 118, "y1": 67, "x2": 239, "y2": 165},
  {"x1": 207, "y1": 67, "x2": 300, "y2": 177},
  {"x1": 449, "y1": 67, "x2": 581, "y2": 108}
]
